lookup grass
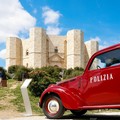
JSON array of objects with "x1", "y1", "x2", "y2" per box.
[
  {"x1": 10, "y1": 84, "x2": 25, "y2": 112},
  {"x1": 0, "y1": 79, "x2": 15, "y2": 110},
  {"x1": 0, "y1": 79, "x2": 43, "y2": 115}
]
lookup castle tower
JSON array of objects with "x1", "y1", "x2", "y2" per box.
[
  {"x1": 67, "y1": 30, "x2": 84, "y2": 69},
  {"x1": 84, "y1": 40, "x2": 98, "y2": 66},
  {"x1": 29, "y1": 28, "x2": 47, "y2": 68},
  {"x1": 85, "y1": 40, "x2": 98, "y2": 58},
  {"x1": 6, "y1": 37, "x2": 22, "y2": 69}
]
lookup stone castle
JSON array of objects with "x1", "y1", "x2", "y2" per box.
[{"x1": 6, "y1": 27, "x2": 98, "y2": 69}]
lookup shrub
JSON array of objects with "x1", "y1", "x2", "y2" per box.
[
  {"x1": 29, "y1": 70, "x2": 56, "y2": 96},
  {"x1": 64, "y1": 67, "x2": 84, "y2": 79},
  {"x1": 65, "y1": 68, "x2": 74, "y2": 75},
  {"x1": 14, "y1": 66, "x2": 29, "y2": 81},
  {"x1": 74, "y1": 67, "x2": 84, "y2": 71},
  {"x1": 29, "y1": 66, "x2": 64, "y2": 96},
  {"x1": 8, "y1": 65, "x2": 20, "y2": 74},
  {"x1": 8, "y1": 65, "x2": 32, "y2": 81},
  {"x1": 40, "y1": 66, "x2": 62, "y2": 81}
]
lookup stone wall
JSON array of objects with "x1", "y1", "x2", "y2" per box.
[
  {"x1": 67, "y1": 30, "x2": 84, "y2": 69},
  {"x1": 29, "y1": 27, "x2": 47, "y2": 68},
  {"x1": 6, "y1": 37, "x2": 22, "y2": 69},
  {"x1": 22, "y1": 40, "x2": 29, "y2": 67},
  {"x1": 85, "y1": 40, "x2": 98, "y2": 58},
  {"x1": 47, "y1": 35, "x2": 66, "y2": 67},
  {"x1": 84, "y1": 40, "x2": 98, "y2": 67}
]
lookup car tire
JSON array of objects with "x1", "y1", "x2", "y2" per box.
[{"x1": 42, "y1": 95, "x2": 65, "y2": 119}]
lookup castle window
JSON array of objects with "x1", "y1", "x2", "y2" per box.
[
  {"x1": 26, "y1": 50, "x2": 29, "y2": 56},
  {"x1": 26, "y1": 63, "x2": 28, "y2": 67},
  {"x1": 54, "y1": 46, "x2": 58, "y2": 53}
]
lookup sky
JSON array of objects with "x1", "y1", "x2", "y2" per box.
[{"x1": 0, "y1": 0, "x2": 120, "y2": 68}]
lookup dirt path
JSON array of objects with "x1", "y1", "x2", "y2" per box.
[
  {"x1": 0, "y1": 81, "x2": 23, "y2": 119},
  {"x1": 0, "y1": 116, "x2": 48, "y2": 120},
  {"x1": 0, "y1": 110, "x2": 22, "y2": 119}
]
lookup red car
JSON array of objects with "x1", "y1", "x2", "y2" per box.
[{"x1": 39, "y1": 43, "x2": 120, "y2": 119}]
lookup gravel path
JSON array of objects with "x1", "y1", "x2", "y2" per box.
[
  {"x1": 0, "y1": 116, "x2": 48, "y2": 120},
  {"x1": 1, "y1": 112, "x2": 120, "y2": 120}
]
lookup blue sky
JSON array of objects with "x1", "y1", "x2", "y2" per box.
[{"x1": 0, "y1": 0, "x2": 120, "y2": 68}]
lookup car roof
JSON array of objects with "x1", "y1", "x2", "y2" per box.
[{"x1": 94, "y1": 43, "x2": 120, "y2": 56}]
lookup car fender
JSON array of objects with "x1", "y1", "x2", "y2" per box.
[{"x1": 40, "y1": 85, "x2": 85, "y2": 110}]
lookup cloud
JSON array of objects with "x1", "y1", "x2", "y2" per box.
[
  {"x1": 46, "y1": 26, "x2": 62, "y2": 35},
  {"x1": 42, "y1": 6, "x2": 61, "y2": 25},
  {"x1": 99, "y1": 41, "x2": 109, "y2": 50},
  {"x1": 89, "y1": 36, "x2": 101, "y2": 42},
  {"x1": 0, "y1": 0, "x2": 36, "y2": 43},
  {"x1": 33, "y1": 8, "x2": 37, "y2": 14},
  {"x1": 0, "y1": 49, "x2": 6, "y2": 59},
  {"x1": 42, "y1": 6, "x2": 62, "y2": 35},
  {"x1": 99, "y1": 40, "x2": 119, "y2": 50}
]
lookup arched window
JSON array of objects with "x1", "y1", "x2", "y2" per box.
[
  {"x1": 54, "y1": 46, "x2": 58, "y2": 53},
  {"x1": 26, "y1": 50, "x2": 29, "y2": 56},
  {"x1": 54, "y1": 65, "x2": 58, "y2": 67},
  {"x1": 26, "y1": 63, "x2": 28, "y2": 67}
]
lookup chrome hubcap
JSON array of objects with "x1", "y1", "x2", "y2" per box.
[{"x1": 48, "y1": 100, "x2": 59, "y2": 114}]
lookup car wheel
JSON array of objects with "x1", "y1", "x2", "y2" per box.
[
  {"x1": 42, "y1": 95, "x2": 65, "y2": 119},
  {"x1": 71, "y1": 110, "x2": 87, "y2": 116}
]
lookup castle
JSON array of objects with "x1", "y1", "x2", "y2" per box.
[{"x1": 6, "y1": 27, "x2": 98, "y2": 69}]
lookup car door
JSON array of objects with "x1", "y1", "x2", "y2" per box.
[{"x1": 82, "y1": 48, "x2": 120, "y2": 106}]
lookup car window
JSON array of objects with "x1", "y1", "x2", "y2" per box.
[{"x1": 90, "y1": 49, "x2": 120, "y2": 70}]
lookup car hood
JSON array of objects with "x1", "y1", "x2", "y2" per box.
[{"x1": 56, "y1": 77, "x2": 77, "y2": 85}]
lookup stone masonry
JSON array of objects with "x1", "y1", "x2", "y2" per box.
[{"x1": 6, "y1": 27, "x2": 98, "y2": 69}]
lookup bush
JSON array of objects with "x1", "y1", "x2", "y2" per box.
[
  {"x1": 8, "y1": 65, "x2": 20, "y2": 74},
  {"x1": 14, "y1": 66, "x2": 29, "y2": 81},
  {"x1": 29, "y1": 66, "x2": 64, "y2": 96},
  {"x1": 64, "y1": 67, "x2": 84, "y2": 79},
  {"x1": 40, "y1": 66, "x2": 62, "y2": 81},
  {"x1": 29, "y1": 70, "x2": 56, "y2": 96},
  {"x1": 74, "y1": 67, "x2": 84, "y2": 71},
  {"x1": 8, "y1": 65, "x2": 32, "y2": 81}
]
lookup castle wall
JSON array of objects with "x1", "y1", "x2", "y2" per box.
[
  {"x1": 29, "y1": 27, "x2": 47, "y2": 68},
  {"x1": 6, "y1": 37, "x2": 22, "y2": 69},
  {"x1": 22, "y1": 40, "x2": 30, "y2": 67},
  {"x1": 47, "y1": 35, "x2": 66, "y2": 67},
  {"x1": 48, "y1": 35, "x2": 66, "y2": 57},
  {"x1": 84, "y1": 40, "x2": 98, "y2": 67},
  {"x1": 85, "y1": 40, "x2": 98, "y2": 58},
  {"x1": 84, "y1": 43, "x2": 89, "y2": 68},
  {"x1": 67, "y1": 30, "x2": 84, "y2": 69}
]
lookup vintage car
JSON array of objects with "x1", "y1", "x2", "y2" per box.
[{"x1": 39, "y1": 43, "x2": 120, "y2": 118}]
